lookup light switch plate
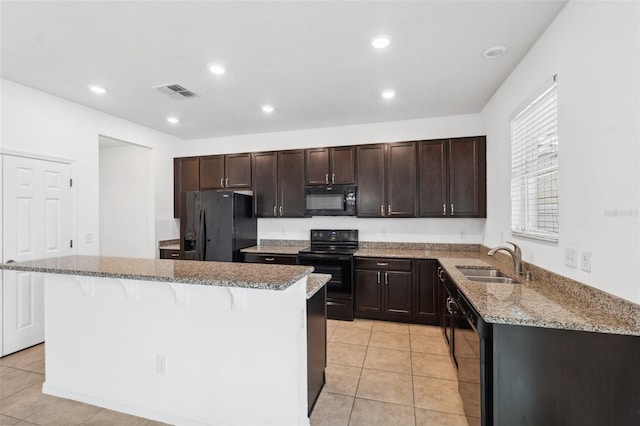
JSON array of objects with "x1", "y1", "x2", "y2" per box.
[
  {"x1": 581, "y1": 251, "x2": 591, "y2": 272},
  {"x1": 564, "y1": 247, "x2": 578, "y2": 268}
]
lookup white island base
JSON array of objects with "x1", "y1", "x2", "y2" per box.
[{"x1": 42, "y1": 273, "x2": 309, "y2": 426}]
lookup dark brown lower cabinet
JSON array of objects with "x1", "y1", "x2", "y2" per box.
[
  {"x1": 354, "y1": 258, "x2": 412, "y2": 322},
  {"x1": 243, "y1": 253, "x2": 297, "y2": 265},
  {"x1": 492, "y1": 324, "x2": 640, "y2": 426},
  {"x1": 413, "y1": 260, "x2": 440, "y2": 325},
  {"x1": 306, "y1": 285, "x2": 327, "y2": 415},
  {"x1": 159, "y1": 248, "x2": 182, "y2": 260}
]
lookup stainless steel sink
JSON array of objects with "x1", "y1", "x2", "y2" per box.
[
  {"x1": 463, "y1": 276, "x2": 519, "y2": 284},
  {"x1": 456, "y1": 267, "x2": 507, "y2": 278},
  {"x1": 456, "y1": 267, "x2": 519, "y2": 284}
]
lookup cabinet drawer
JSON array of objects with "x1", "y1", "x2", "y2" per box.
[
  {"x1": 160, "y1": 249, "x2": 182, "y2": 260},
  {"x1": 355, "y1": 257, "x2": 412, "y2": 272},
  {"x1": 244, "y1": 253, "x2": 297, "y2": 265}
]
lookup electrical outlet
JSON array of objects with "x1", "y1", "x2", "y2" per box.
[
  {"x1": 85, "y1": 233, "x2": 93, "y2": 244},
  {"x1": 564, "y1": 248, "x2": 578, "y2": 268},
  {"x1": 581, "y1": 251, "x2": 591, "y2": 273},
  {"x1": 459, "y1": 229, "x2": 465, "y2": 240},
  {"x1": 156, "y1": 354, "x2": 166, "y2": 375}
]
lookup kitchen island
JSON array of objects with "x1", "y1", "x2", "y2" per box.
[{"x1": 1, "y1": 256, "x2": 325, "y2": 426}]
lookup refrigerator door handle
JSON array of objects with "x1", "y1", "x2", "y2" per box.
[{"x1": 199, "y1": 208, "x2": 207, "y2": 261}]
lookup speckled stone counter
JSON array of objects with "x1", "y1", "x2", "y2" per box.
[
  {"x1": 307, "y1": 273, "x2": 330, "y2": 299},
  {"x1": 241, "y1": 245, "x2": 309, "y2": 255},
  {"x1": 0, "y1": 255, "x2": 313, "y2": 291},
  {"x1": 356, "y1": 247, "x2": 640, "y2": 336}
]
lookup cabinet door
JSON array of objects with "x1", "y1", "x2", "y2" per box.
[
  {"x1": 330, "y1": 146, "x2": 355, "y2": 185},
  {"x1": 355, "y1": 270, "x2": 382, "y2": 314},
  {"x1": 278, "y1": 150, "x2": 306, "y2": 217},
  {"x1": 252, "y1": 152, "x2": 278, "y2": 217},
  {"x1": 225, "y1": 153, "x2": 252, "y2": 188},
  {"x1": 413, "y1": 260, "x2": 439, "y2": 324},
  {"x1": 305, "y1": 148, "x2": 330, "y2": 185},
  {"x1": 356, "y1": 144, "x2": 385, "y2": 217},
  {"x1": 199, "y1": 155, "x2": 225, "y2": 190},
  {"x1": 417, "y1": 140, "x2": 448, "y2": 217},
  {"x1": 384, "y1": 271, "x2": 412, "y2": 317},
  {"x1": 386, "y1": 142, "x2": 416, "y2": 217},
  {"x1": 174, "y1": 157, "x2": 200, "y2": 218},
  {"x1": 449, "y1": 137, "x2": 486, "y2": 217}
]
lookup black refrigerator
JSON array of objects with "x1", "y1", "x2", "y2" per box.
[{"x1": 180, "y1": 191, "x2": 257, "y2": 262}]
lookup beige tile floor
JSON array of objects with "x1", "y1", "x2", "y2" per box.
[
  {"x1": 0, "y1": 319, "x2": 467, "y2": 425},
  {"x1": 311, "y1": 319, "x2": 469, "y2": 426}
]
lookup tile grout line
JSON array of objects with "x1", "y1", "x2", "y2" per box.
[
  {"x1": 409, "y1": 326, "x2": 417, "y2": 426},
  {"x1": 345, "y1": 324, "x2": 373, "y2": 426}
]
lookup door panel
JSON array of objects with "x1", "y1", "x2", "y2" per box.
[
  {"x1": 418, "y1": 140, "x2": 448, "y2": 217},
  {"x1": 252, "y1": 152, "x2": 278, "y2": 217},
  {"x1": 199, "y1": 155, "x2": 225, "y2": 190},
  {"x1": 386, "y1": 142, "x2": 416, "y2": 217},
  {"x1": 278, "y1": 150, "x2": 306, "y2": 217},
  {"x1": 225, "y1": 153, "x2": 252, "y2": 188},
  {"x1": 356, "y1": 144, "x2": 385, "y2": 217},
  {"x1": 305, "y1": 148, "x2": 330, "y2": 185},
  {"x1": 2, "y1": 155, "x2": 71, "y2": 355},
  {"x1": 449, "y1": 137, "x2": 486, "y2": 217},
  {"x1": 385, "y1": 271, "x2": 412, "y2": 315},
  {"x1": 330, "y1": 146, "x2": 355, "y2": 185},
  {"x1": 355, "y1": 270, "x2": 382, "y2": 314}
]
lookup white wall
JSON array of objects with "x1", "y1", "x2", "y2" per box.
[
  {"x1": 481, "y1": 1, "x2": 640, "y2": 303},
  {"x1": 0, "y1": 78, "x2": 182, "y2": 256},
  {"x1": 99, "y1": 140, "x2": 153, "y2": 258},
  {"x1": 177, "y1": 114, "x2": 487, "y2": 243}
]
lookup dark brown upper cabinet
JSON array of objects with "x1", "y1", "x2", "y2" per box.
[
  {"x1": 173, "y1": 157, "x2": 200, "y2": 218},
  {"x1": 252, "y1": 150, "x2": 306, "y2": 218},
  {"x1": 200, "y1": 153, "x2": 252, "y2": 190},
  {"x1": 356, "y1": 142, "x2": 416, "y2": 217},
  {"x1": 305, "y1": 146, "x2": 355, "y2": 185},
  {"x1": 418, "y1": 137, "x2": 486, "y2": 218}
]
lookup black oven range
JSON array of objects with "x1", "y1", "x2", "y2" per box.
[{"x1": 297, "y1": 229, "x2": 358, "y2": 321}]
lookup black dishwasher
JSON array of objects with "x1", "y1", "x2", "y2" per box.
[{"x1": 444, "y1": 276, "x2": 493, "y2": 426}]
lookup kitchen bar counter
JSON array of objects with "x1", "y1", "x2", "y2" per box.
[
  {"x1": 1, "y1": 256, "x2": 314, "y2": 425},
  {"x1": 1, "y1": 255, "x2": 312, "y2": 291}
]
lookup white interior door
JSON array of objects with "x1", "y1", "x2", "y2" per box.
[{"x1": 2, "y1": 155, "x2": 71, "y2": 356}]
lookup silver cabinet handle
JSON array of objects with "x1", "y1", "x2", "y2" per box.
[
  {"x1": 225, "y1": 178, "x2": 229, "y2": 187},
  {"x1": 279, "y1": 206, "x2": 283, "y2": 216},
  {"x1": 388, "y1": 204, "x2": 391, "y2": 215},
  {"x1": 332, "y1": 173, "x2": 335, "y2": 184},
  {"x1": 325, "y1": 173, "x2": 329, "y2": 184},
  {"x1": 265, "y1": 257, "x2": 275, "y2": 262},
  {"x1": 443, "y1": 203, "x2": 446, "y2": 216},
  {"x1": 170, "y1": 253, "x2": 180, "y2": 258},
  {"x1": 377, "y1": 271, "x2": 381, "y2": 284},
  {"x1": 380, "y1": 205, "x2": 384, "y2": 216},
  {"x1": 451, "y1": 203, "x2": 454, "y2": 216},
  {"x1": 376, "y1": 262, "x2": 389, "y2": 266},
  {"x1": 220, "y1": 178, "x2": 224, "y2": 187},
  {"x1": 273, "y1": 205, "x2": 277, "y2": 216},
  {"x1": 384, "y1": 272, "x2": 389, "y2": 285}
]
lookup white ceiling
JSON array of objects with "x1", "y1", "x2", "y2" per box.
[{"x1": 1, "y1": 1, "x2": 566, "y2": 140}]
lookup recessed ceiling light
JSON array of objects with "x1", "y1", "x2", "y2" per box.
[
  {"x1": 371, "y1": 35, "x2": 391, "y2": 49},
  {"x1": 166, "y1": 117, "x2": 179, "y2": 124},
  {"x1": 481, "y1": 45, "x2": 508, "y2": 59},
  {"x1": 262, "y1": 105, "x2": 274, "y2": 113},
  {"x1": 209, "y1": 64, "x2": 226, "y2": 75},
  {"x1": 381, "y1": 90, "x2": 396, "y2": 100},
  {"x1": 89, "y1": 85, "x2": 107, "y2": 94}
]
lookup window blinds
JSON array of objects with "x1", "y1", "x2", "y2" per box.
[{"x1": 510, "y1": 78, "x2": 559, "y2": 242}]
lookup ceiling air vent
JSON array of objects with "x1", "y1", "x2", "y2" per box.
[{"x1": 153, "y1": 83, "x2": 199, "y2": 100}]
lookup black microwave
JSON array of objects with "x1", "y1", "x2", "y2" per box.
[{"x1": 304, "y1": 185, "x2": 356, "y2": 216}]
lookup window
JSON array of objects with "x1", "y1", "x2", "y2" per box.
[{"x1": 510, "y1": 76, "x2": 559, "y2": 242}]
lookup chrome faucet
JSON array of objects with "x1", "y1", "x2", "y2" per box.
[{"x1": 488, "y1": 241, "x2": 524, "y2": 276}]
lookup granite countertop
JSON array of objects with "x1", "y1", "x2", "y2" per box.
[
  {"x1": 241, "y1": 245, "x2": 309, "y2": 255},
  {"x1": 307, "y1": 273, "x2": 330, "y2": 299},
  {"x1": 0, "y1": 255, "x2": 313, "y2": 291},
  {"x1": 356, "y1": 248, "x2": 640, "y2": 336}
]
